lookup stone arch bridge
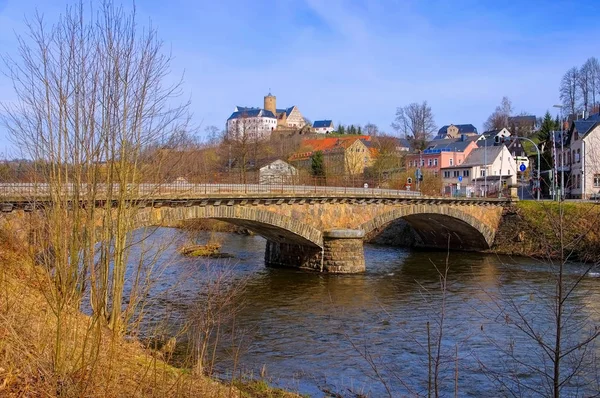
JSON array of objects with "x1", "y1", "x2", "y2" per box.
[{"x1": 1, "y1": 189, "x2": 510, "y2": 273}]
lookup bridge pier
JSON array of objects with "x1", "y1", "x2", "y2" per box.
[
  {"x1": 264, "y1": 229, "x2": 365, "y2": 273},
  {"x1": 322, "y1": 229, "x2": 365, "y2": 273}
]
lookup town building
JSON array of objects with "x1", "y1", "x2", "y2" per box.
[
  {"x1": 404, "y1": 137, "x2": 478, "y2": 176},
  {"x1": 434, "y1": 124, "x2": 478, "y2": 140},
  {"x1": 259, "y1": 159, "x2": 298, "y2": 184},
  {"x1": 508, "y1": 115, "x2": 539, "y2": 136},
  {"x1": 289, "y1": 136, "x2": 374, "y2": 175},
  {"x1": 226, "y1": 93, "x2": 306, "y2": 139},
  {"x1": 312, "y1": 120, "x2": 334, "y2": 134},
  {"x1": 564, "y1": 116, "x2": 600, "y2": 199},
  {"x1": 441, "y1": 145, "x2": 518, "y2": 196}
]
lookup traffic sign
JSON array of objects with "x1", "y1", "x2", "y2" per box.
[
  {"x1": 458, "y1": 176, "x2": 463, "y2": 182},
  {"x1": 519, "y1": 163, "x2": 526, "y2": 172}
]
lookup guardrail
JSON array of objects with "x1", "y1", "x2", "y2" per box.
[{"x1": 0, "y1": 182, "x2": 422, "y2": 198}]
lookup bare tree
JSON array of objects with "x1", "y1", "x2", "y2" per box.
[
  {"x1": 1, "y1": 1, "x2": 189, "y2": 381},
  {"x1": 582, "y1": 57, "x2": 600, "y2": 112},
  {"x1": 484, "y1": 96, "x2": 513, "y2": 131},
  {"x1": 560, "y1": 67, "x2": 581, "y2": 118},
  {"x1": 365, "y1": 122, "x2": 380, "y2": 136},
  {"x1": 224, "y1": 113, "x2": 267, "y2": 183},
  {"x1": 391, "y1": 101, "x2": 437, "y2": 151},
  {"x1": 579, "y1": 62, "x2": 592, "y2": 114}
]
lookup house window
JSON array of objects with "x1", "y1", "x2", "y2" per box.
[
  {"x1": 576, "y1": 174, "x2": 581, "y2": 189},
  {"x1": 433, "y1": 159, "x2": 438, "y2": 166},
  {"x1": 453, "y1": 171, "x2": 460, "y2": 177},
  {"x1": 463, "y1": 170, "x2": 470, "y2": 177},
  {"x1": 421, "y1": 159, "x2": 425, "y2": 167},
  {"x1": 428, "y1": 159, "x2": 432, "y2": 166},
  {"x1": 444, "y1": 171, "x2": 450, "y2": 178},
  {"x1": 480, "y1": 169, "x2": 486, "y2": 177},
  {"x1": 576, "y1": 149, "x2": 581, "y2": 163},
  {"x1": 449, "y1": 158, "x2": 454, "y2": 166},
  {"x1": 594, "y1": 174, "x2": 600, "y2": 188}
]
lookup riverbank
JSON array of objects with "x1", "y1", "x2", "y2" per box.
[
  {"x1": 0, "y1": 245, "x2": 298, "y2": 397},
  {"x1": 491, "y1": 201, "x2": 600, "y2": 261}
]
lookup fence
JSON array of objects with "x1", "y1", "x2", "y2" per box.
[{"x1": 0, "y1": 181, "x2": 422, "y2": 198}]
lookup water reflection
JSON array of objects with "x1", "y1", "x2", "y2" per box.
[{"x1": 126, "y1": 228, "x2": 600, "y2": 397}]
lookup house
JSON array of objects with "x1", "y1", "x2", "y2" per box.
[
  {"x1": 441, "y1": 145, "x2": 518, "y2": 196},
  {"x1": 478, "y1": 128, "x2": 528, "y2": 170},
  {"x1": 226, "y1": 93, "x2": 306, "y2": 139},
  {"x1": 508, "y1": 115, "x2": 538, "y2": 136},
  {"x1": 313, "y1": 120, "x2": 334, "y2": 134},
  {"x1": 289, "y1": 136, "x2": 374, "y2": 175},
  {"x1": 259, "y1": 159, "x2": 298, "y2": 185},
  {"x1": 564, "y1": 116, "x2": 600, "y2": 199},
  {"x1": 404, "y1": 137, "x2": 479, "y2": 176},
  {"x1": 434, "y1": 124, "x2": 478, "y2": 140}
]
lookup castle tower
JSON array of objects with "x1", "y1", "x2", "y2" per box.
[{"x1": 264, "y1": 92, "x2": 276, "y2": 116}]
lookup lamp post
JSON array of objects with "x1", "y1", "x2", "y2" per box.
[{"x1": 553, "y1": 105, "x2": 565, "y2": 200}]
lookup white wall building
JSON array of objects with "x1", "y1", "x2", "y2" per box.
[
  {"x1": 312, "y1": 120, "x2": 334, "y2": 134},
  {"x1": 441, "y1": 145, "x2": 518, "y2": 196},
  {"x1": 567, "y1": 119, "x2": 600, "y2": 199},
  {"x1": 226, "y1": 107, "x2": 276, "y2": 140}
]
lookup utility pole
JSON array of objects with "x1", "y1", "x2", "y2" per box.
[{"x1": 553, "y1": 105, "x2": 565, "y2": 200}]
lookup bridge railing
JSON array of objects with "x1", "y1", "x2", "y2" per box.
[{"x1": 0, "y1": 182, "x2": 422, "y2": 198}]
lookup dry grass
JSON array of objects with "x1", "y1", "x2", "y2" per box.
[{"x1": 0, "y1": 236, "x2": 297, "y2": 398}]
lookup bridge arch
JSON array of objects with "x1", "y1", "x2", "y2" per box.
[
  {"x1": 360, "y1": 204, "x2": 495, "y2": 250},
  {"x1": 132, "y1": 205, "x2": 323, "y2": 248}
]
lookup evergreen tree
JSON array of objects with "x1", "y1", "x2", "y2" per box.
[
  {"x1": 537, "y1": 111, "x2": 559, "y2": 196},
  {"x1": 357, "y1": 126, "x2": 363, "y2": 135},
  {"x1": 338, "y1": 125, "x2": 346, "y2": 135},
  {"x1": 311, "y1": 150, "x2": 325, "y2": 177}
]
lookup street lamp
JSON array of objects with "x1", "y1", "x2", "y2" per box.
[{"x1": 553, "y1": 104, "x2": 564, "y2": 201}]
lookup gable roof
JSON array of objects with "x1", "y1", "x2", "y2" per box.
[
  {"x1": 228, "y1": 108, "x2": 276, "y2": 121},
  {"x1": 424, "y1": 138, "x2": 475, "y2": 153},
  {"x1": 565, "y1": 119, "x2": 599, "y2": 145},
  {"x1": 276, "y1": 106, "x2": 295, "y2": 117},
  {"x1": 460, "y1": 146, "x2": 504, "y2": 167},
  {"x1": 313, "y1": 120, "x2": 333, "y2": 128},
  {"x1": 289, "y1": 136, "x2": 371, "y2": 161},
  {"x1": 437, "y1": 124, "x2": 478, "y2": 136},
  {"x1": 508, "y1": 115, "x2": 537, "y2": 124}
]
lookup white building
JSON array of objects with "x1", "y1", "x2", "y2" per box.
[
  {"x1": 259, "y1": 159, "x2": 297, "y2": 184},
  {"x1": 566, "y1": 118, "x2": 600, "y2": 199},
  {"x1": 312, "y1": 120, "x2": 334, "y2": 134},
  {"x1": 441, "y1": 145, "x2": 518, "y2": 196},
  {"x1": 226, "y1": 107, "x2": 277, "y2": 140}
]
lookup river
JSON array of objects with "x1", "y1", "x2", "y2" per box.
[{"x1": 127, "y1": 227, "x2": 600, "y2": 397}]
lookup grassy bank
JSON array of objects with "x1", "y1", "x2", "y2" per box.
[
  {"x1": 0, "y1": 242, "x2": 298, "y2": 397},
  {"x1": 491, "y1": 201, "x2": 600, "y2": 261}
]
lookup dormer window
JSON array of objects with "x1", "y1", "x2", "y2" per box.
[{"x1": 574, "y1": 131, "x2": 579, "y2": 141}]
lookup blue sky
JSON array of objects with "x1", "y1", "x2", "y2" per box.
[{"x1": 1, "y1": 0, "x2": 599, "y2": 154}]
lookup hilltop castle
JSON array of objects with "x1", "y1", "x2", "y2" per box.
[{"x1": 226, "y1": 93, "x2": 306, "y2": 138}]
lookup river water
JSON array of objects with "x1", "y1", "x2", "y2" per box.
[{"x1": 129, "y1": 227, "x2": 600, "y2": 397}]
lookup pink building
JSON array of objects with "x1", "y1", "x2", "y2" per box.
[{"x1": 405, "y1": 138, "x2": 478, "y2": 176}]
